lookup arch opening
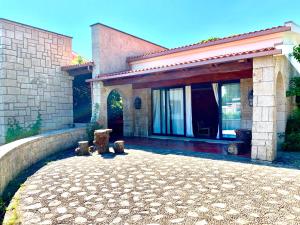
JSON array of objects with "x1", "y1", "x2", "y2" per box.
[{"x1": 107, "y1": 90, "x2": 124, "y2": 139}]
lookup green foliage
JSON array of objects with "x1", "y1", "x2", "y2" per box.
[
  {"x1": 71, "y1": 55, "x2": 87, "y2": 65},
  {"x1": 5, "y1": 113, "x2": 42, "y2": 143},
  {"x1": 291, "y1": 44, "x2": 300, "y2": 63},
  {"x1": 283, "y1": 75, "x2": 300, "y2": 151},
  {"x1": 286, "y1": 77, "x2": 300, "y2": 97},
  {"x1": 200, "y1": 37, "x2": 219, "y2": 43},
  {"x1": 107, "y1": 90, "x2": 123, "y2": 122},
  {"x1": 282, "y1": 132, "x2": 300, "y2": 151},
  {"x1": 0, "y1": 198, "x2": 6, "y2": 224},
  {"x1": 86, "y1": 103, "x2": 102, "y2": 142}
]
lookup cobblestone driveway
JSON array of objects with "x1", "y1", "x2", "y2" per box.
[{"x1": 16, "y1": 148, "x2": 300, "y2": 225}]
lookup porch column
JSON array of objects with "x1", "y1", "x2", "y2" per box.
[
  {"x1": 251, "y1": 56, "x2": 277, "y2": 161},
  {"x1": 91, "y1": 81, "x2": 107, "y2": 128}
]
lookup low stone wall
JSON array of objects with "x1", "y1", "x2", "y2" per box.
[{"x1": 0, "y1": 127, "x2": 87, "y2": 195}]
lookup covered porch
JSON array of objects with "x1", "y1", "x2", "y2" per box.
[{"x1": 89, "y1": 47, "x2": 287, "y2": 161}]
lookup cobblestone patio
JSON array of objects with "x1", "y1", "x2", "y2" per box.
[{"x1": 9, "y1": 147, "x2": 300, "y2": 225}]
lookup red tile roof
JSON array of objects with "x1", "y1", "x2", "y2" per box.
[
  {"x1": 61, "y1": 62, "x2": 94, "y2": 71},
  {"x1": 127, "y1": 25, "x2": 290, "y2": 63},
  {"x1": 87, "y1": 47, "x2": 281, "y2": 83}
]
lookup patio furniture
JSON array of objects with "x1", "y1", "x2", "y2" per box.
[
  {"x1": 225, "y1": 141, "x2": 244, "y2": 155},
  {"x1": 75, "y1": 141, "x2": 90, "y2": 156},
  {"x1": 113, "y1": 140, "x2": 125, "y2": 154},
  {"x1": 93, "y1": 129, "x2": 112, "y2": 154},
  {"x1": 235, "y1": 129, "x2": 252, "y2": 153}
]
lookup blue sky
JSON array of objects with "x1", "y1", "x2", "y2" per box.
[{"x1": 1, "y1": 0, "x2": 300, "y2": 59}]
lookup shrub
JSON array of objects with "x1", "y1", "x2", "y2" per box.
[
  {"x1": 86, "y1": 103, "x2": 102, "y2": 142},
  {"x1": 5, "y1": 113, "x2": 42, "y2": 143},
  {"x1": 291, "y1": 44, "x2": 300, "y2": 63},
  {"x1": 283, "y1": 50, "x2": 300, "y2": 151}
]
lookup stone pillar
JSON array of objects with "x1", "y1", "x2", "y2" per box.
[
  {"x1": 91, "y1": 81, "x2": 107, "y2": 127},
  {"x1": 251, "y1": 56, "x2": 277, "y2": 161}
]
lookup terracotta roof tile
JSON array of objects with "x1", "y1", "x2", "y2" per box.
[
  {"x1": 61, "y1": 62, "x2": 94, "y2": 71},
  {"x1": 127, "y1": 25, "x2": 290, "y2": 62},
  {"x1": 88, "y1": 47, "x2": 281, "y2": 82}
]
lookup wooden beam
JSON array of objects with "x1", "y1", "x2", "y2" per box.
[
  {"x1": 132, "y1": 70, "x2": 252, "y2": 89},
  {"x1": 103, "y1": 60, "x2": 252, "y2": 86}
]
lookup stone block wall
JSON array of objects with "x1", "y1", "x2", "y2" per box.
[
  {"x1": 133, "y1": 88, "x2": 151, "y2": 137},
  {"x1": 0, "y1": 19, "x2": 73, "y2": 144},
  {"x1": 240, "y1": 78, "x2": 253, "y2": 129},
  {"x1": 93, "y1": 82, "x2": 134, "y2": 136},
  {"x1": 251, "y1": 55, "x2": 294, "y2": 161}
]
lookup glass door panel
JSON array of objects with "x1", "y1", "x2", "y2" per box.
[
  {"x1": 168, "y1": 88, "x2": 184, "y2": 135},
  {"x1": 152, "y1": 89, "x2": 161, "y2": 134},
  {"x1": 152, "y1": 87, "x2": 185, "y2": 136},
  {"x1": 221, "y1": 83, "x2": 241, "y2": 138}
]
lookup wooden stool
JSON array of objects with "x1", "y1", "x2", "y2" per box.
[
  {"x1": 93, "y1": 129, "x2": 112, "y2": 154},
  {"x1": 75, "y1": 141, "x2": 90, "y2": 156},
  {"x1": 113, "y1": 140, "x2": 125, "y2": 154}
]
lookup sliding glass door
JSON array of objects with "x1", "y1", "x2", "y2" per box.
[
  {"x1": 152, "y1": 87, "x2": 185, "y2": 136},
  {"x1": 220, "y1": 83, "x2": 241, "y2": 139}
]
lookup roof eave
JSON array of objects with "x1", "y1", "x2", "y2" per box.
[
  {"x1": 127, "y1": 26, "x2": 290, "y2": 63},
  {"x1": 87, "y1": 48, "x2": 282, "y2": 83}
]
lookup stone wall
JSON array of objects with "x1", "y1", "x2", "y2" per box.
[
  {"x1": 93, "y1": 82, "x2": 134, "y2": 136},
  {"x1": 251, "y1": 55, "x2": 294, "y2": 161},
  {"x1": 0, "y1": 127, "x2": 87, "y2": 195},
  {"x1": 133, "y1": 88, "x2": 151, "y2": 137},
  {"x1": 240, "y1": 78, "x2": 253, "y2": 129},
  {"x1": 0, "y1": 19, "x2": 73, "y2": 144}
]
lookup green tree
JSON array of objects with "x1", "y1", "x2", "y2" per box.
[{"x1": 291, "y1": 44, "x2": 300, "y2": 63}]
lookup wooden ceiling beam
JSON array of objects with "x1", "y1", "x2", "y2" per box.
[
  {"x1": 132, "y1": 70, "x2": 252, "y2": 89},
  {"x1": 103, "y1": 60, "x2": 252, "y2": 86}
]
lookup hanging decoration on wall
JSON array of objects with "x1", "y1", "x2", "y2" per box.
[
  {"x1": 248, "y1": 89, "x2": 253, "y2": 107},
  {"x1": 134, "y1": 97, "x2": 142, "y2": 109}
]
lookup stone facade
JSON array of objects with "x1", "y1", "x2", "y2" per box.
[
  {"x1": 93, "y1": 82, "x2": 134, "y2": 136},
  {"x1": 133, "y1": 88, "x2": 151, "y2": 137},
  {"x1": 0, "y1": 19, "x2": 73, "y2": 144},
  {"x1": 251, "y1": 55, "x2": 294, "y2": 161},
  {"x1": 240, "y1": 78, "x2": 253, "y2": 129}
]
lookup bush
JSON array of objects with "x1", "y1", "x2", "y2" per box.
[
  {"x1": 5, "y1": 113, "x2": 42, "y2": 143},
  {"x1": 86, "y1": 103, "x2": 102, "y2": 142},
  {"x1": 282, "y1": 132, "x2": 300, "y2": 151},
  {"x1": 291, "y1": 44, "x2": 300, "y2": 63}
]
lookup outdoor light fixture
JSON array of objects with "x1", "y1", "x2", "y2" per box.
[
  {"x1": 134, "y1": 97, "x2": 142, "y2": 109},
  {"x1": 248, "y1": 89, "x2": 253, "y2": 107}
]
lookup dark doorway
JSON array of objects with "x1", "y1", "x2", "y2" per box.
[
  {"x1": 107, "y1": 90, "x2": 124, "y2": 138},
  {"x1": 73, "y1": 74, "x2": 92, "y2": 123},
  {"x1": 192, "y1": 84, "x2": 219, "y2": 138}
]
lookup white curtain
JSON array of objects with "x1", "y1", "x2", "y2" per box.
[
  {"x1": 169, "y1": 88, "x2": 184, "y2": 135},
  {"x1": 185, "y1": 86, "x2": 194, "y2": 137},
  {"x1": 212, "y1": 83, "x2": 220, "y2": 139},
  {"x1": 152, "y1": 90, "x2": 161, "y2": 133}
]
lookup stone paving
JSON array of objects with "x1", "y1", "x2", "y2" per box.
[{"x1": 13, "y1": 147, "x2": 300, "y2": 225}]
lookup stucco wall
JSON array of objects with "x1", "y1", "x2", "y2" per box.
[
  {"x1": 0, "y1": 19, "x2": 73, "y2": 144},
  {"x1": 0, "y1": 127, "x2": 87, "y2": 195},
  {"x1": 91, "y1": 23, "x2": 165, "y2": 76}
]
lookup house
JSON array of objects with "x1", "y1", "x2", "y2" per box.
[{"x1": 87, "y1": 22, "x2": 300, "y2": 161}]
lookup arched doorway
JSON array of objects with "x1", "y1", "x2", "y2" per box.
[
  {"x1": 107, "y1": 90, "x2": 124, "y2": 139},
  {"x1": 276, "y1": 72, "x2": 286, "y2": 150}
]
